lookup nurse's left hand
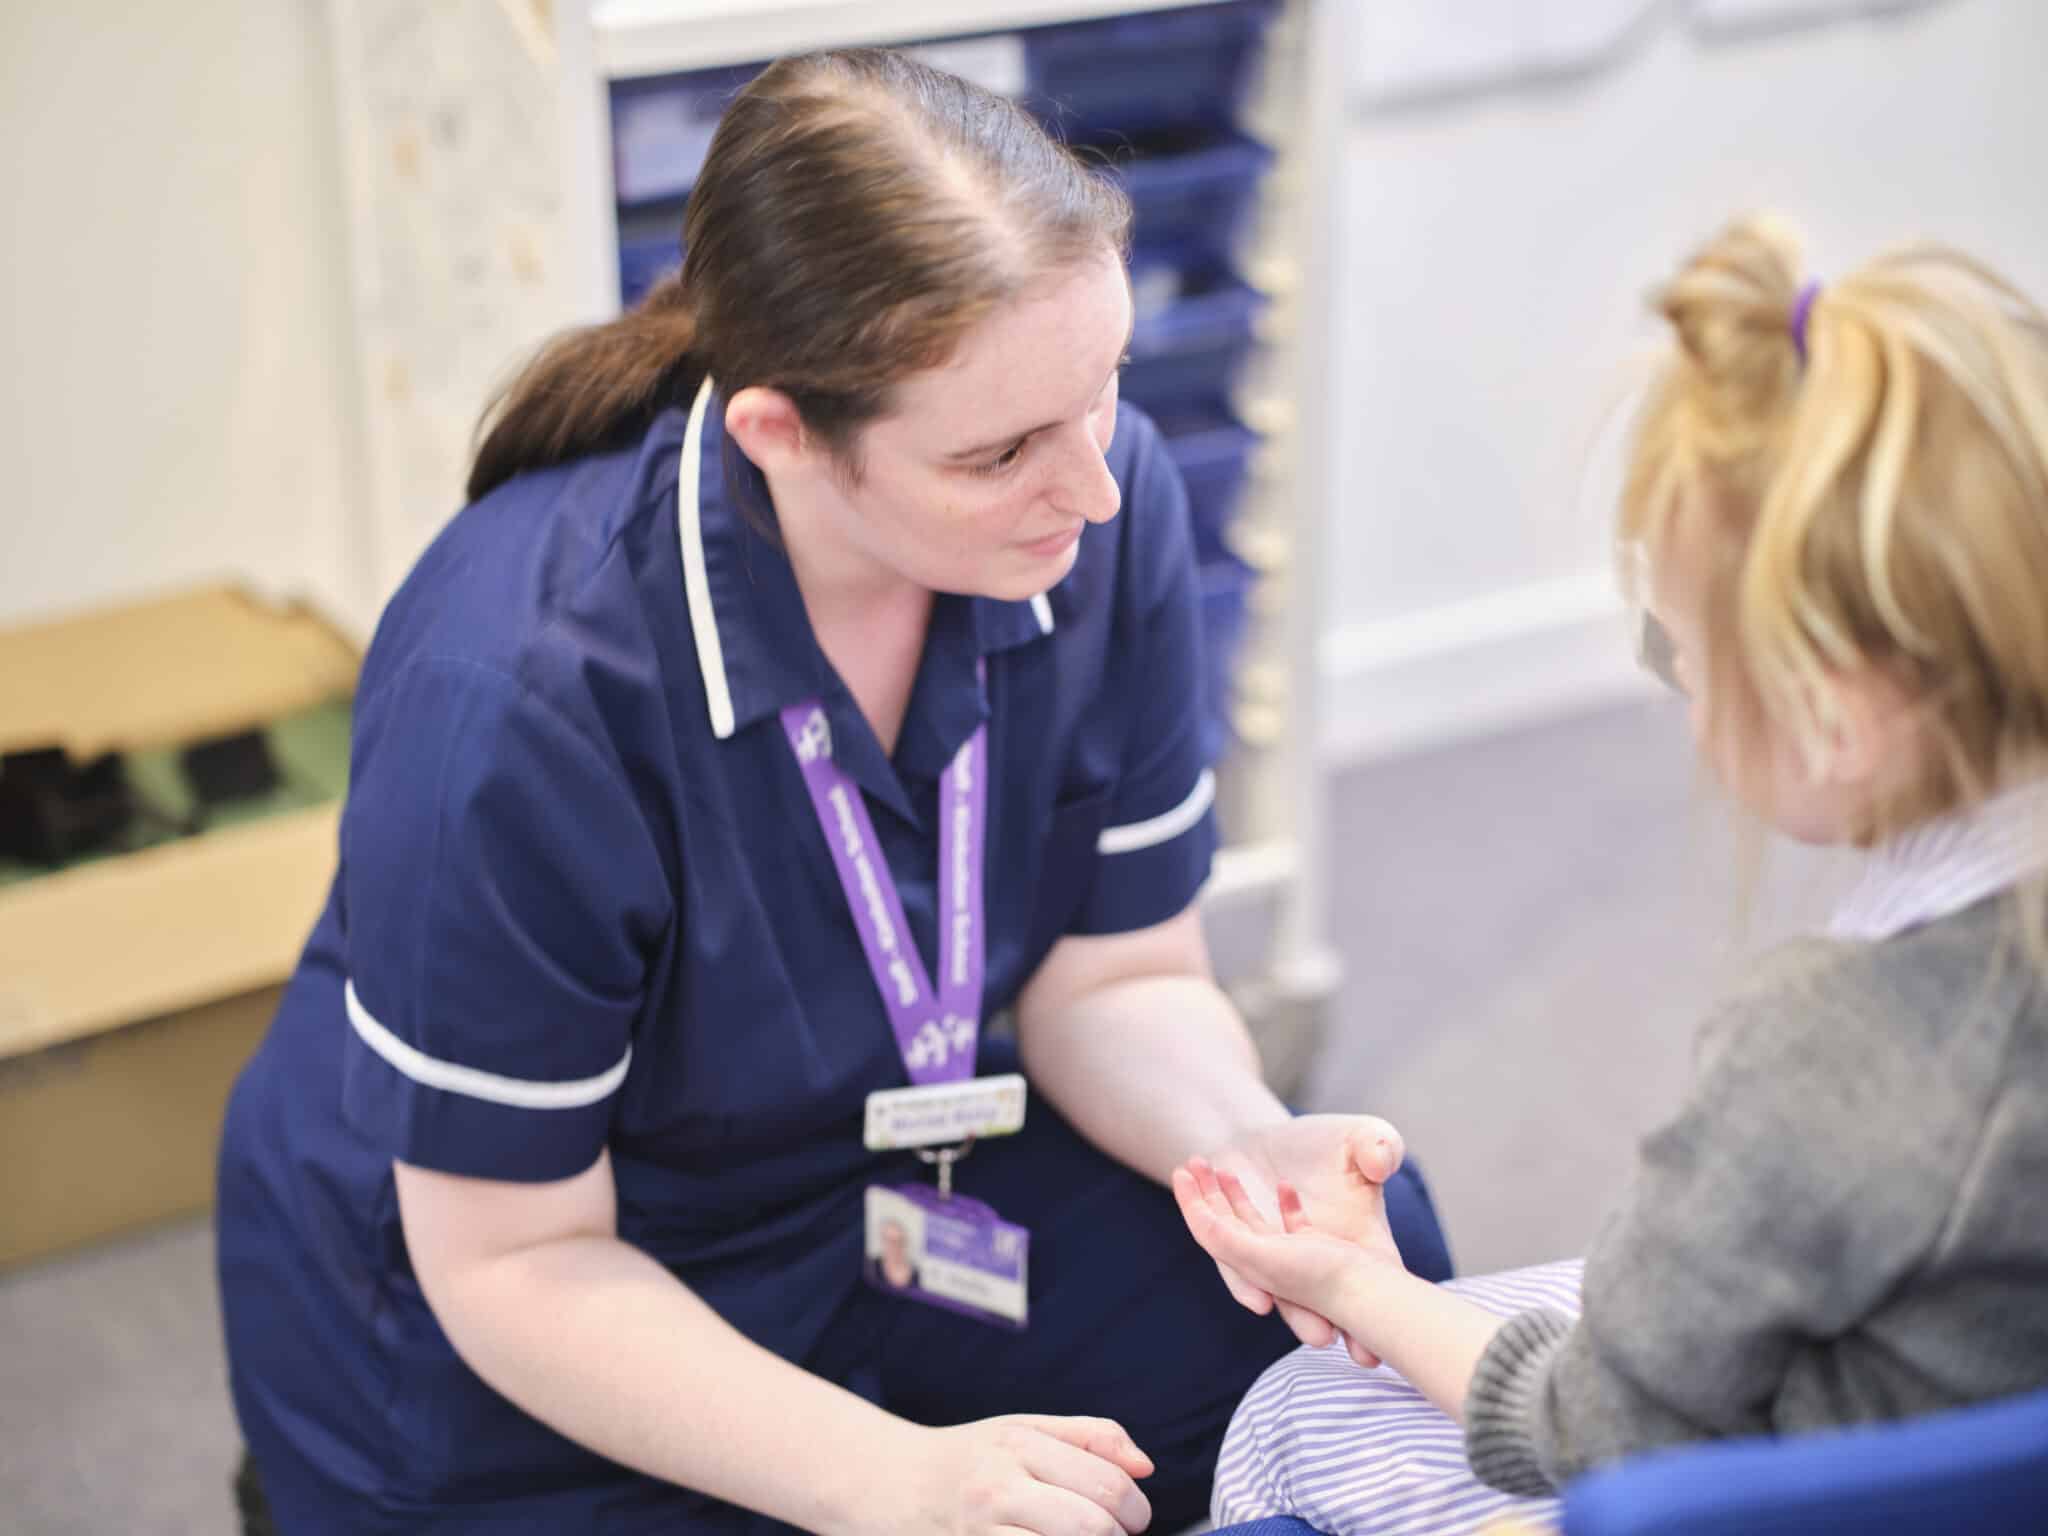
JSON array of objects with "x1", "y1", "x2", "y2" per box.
[{"x1": 1204, "y1": 1115, "x2": 1406, "y2": 1364}]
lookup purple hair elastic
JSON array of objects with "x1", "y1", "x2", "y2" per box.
[{"x1": 1790, "y1": 279, "x2": 1822, "y2": 366}]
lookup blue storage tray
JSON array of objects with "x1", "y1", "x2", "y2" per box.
[
  {"x1": 617, "y1": 202, "x2": 688, "y2": 306},
  {"x1": 1199, "y1": 554, "x2": 1257, "y2": 760},
  {"x1": 611, "y1": 64, "x2": 755, "y2": 208},
  {"x1": 1122, "y1": 265, "x2": 1265, "y2": 415},
  {"x1": 1022, "y1": 1, "x2": 1280, "y2": 140},
  {"x1": 609, "y1": 20, "x2": 1277, "y2": 222},
  {"x1": 1107, "y1": 127, "x2": 1273, "y2": 266},
  {"x1": 1156, "y1": 403, "x2": 1260, "y2": 565}
]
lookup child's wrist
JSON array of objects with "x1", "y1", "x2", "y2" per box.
[{"x1": 1331, "y1": 1250, "x2": 1414, "y2": 1351}]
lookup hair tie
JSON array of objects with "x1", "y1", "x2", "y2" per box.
[{"x1": 1790, "y1": 280, "x2": 1822, "y2": 366}]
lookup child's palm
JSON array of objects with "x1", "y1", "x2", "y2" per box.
[{"x1": 1174, "y1": 1160, "x2": 1398, "y2": 1364}]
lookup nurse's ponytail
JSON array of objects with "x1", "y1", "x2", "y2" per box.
[
  {"x1": 469, "y1": 272, "x2": 700, "y2": 502},
  {"x1": 470, "y1": 49, "x2": 1132, "y2": 502}
]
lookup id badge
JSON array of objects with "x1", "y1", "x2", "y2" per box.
[
  {"x1": 863, "y1": 1073, "x2": 1028, "y2": 1152},
  {"x1": 863, "y1": 1183, "x2": 1029, "y2": 1329}
]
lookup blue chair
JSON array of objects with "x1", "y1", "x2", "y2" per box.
[
  {"x1": 1208, "y1": 1384, "x2": 2048, "y2": 1536},
  {"x1": 1561, "y1": 1384, "x2": 2048, "y2": 1536}
]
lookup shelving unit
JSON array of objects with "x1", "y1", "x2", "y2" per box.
[{"x1": 327, "y1": 0, "x2": 1347, "y2": 1089}]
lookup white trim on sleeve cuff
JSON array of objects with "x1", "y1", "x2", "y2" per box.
[
  {"x1": 1096, "y1": 769, "x2": 1216, "y2": 856},
  {"x1": 344, "y1": 980, "x2": 632, "y2": 1111}
]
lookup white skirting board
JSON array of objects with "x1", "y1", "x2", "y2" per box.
[{"x1": 1319, "y1": 570, "x2": 1657, "y2": 767}]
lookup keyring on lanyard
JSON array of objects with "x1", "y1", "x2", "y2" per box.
[{"x1": 916, "y1": 1138, "x2": 975, "y2": 1199}]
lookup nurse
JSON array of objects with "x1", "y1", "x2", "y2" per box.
[{"x1": 217, "y1": 49, "x2": 1451, "y2": 1536}]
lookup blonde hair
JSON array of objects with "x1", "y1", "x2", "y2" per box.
[{"x1": 1621, "y1": 216, "x2": 2048, "y2": 842}]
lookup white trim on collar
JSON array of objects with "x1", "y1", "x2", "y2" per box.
[
  {"x1": 1030, "y1": 591, "x2": 1055, "y2": 635},
  {"x1": 1829, "y1": 777, "x2": 2048, "y2": 941},
  {"x1": 676, "y1": 376, "x2": 737, "y2": 739}
]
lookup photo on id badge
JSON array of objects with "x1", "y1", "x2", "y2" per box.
[{"x1": 863, "y1": 1184, "x2": 1030, "y2": 1330}]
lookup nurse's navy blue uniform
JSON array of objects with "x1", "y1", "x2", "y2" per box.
[{"x1": 216, "y1": 388, "x2": 1451, "y2": 1533}]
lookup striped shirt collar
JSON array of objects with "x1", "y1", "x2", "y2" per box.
[{"x1": 1829, "y1": 776, "x2": 2048, "y2": 941}]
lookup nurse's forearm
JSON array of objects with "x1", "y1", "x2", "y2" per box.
[
  {"x1": 1020, "y1": 971, "x2": 1289, "y2": 1185},
  {"x1": 425, "y1": 1232, "x2": 909, "y2": 1534}
]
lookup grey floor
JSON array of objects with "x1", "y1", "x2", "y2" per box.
[
  {"x1": 0, "y1": 697, "x2": 1852, "y2": 1532},
  {"x1": 1301, "y1": 696, "x2": 1847, "y2": 1274}
]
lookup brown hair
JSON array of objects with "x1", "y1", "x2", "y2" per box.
[
  {"x1": 469, "y1": 49, "x2": 1132, "y2": 501},
  {"x1": 1622, "y1": 216, "x2": 2048, "y2": 843}
]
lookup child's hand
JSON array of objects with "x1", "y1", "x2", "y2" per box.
[
  {"x1": 1201, "y1": 1115, "x2": 1407, "y2": 1355},
  {"x1": 1173, "y1": 1159, "x2": 1398, "y2": 1364}
]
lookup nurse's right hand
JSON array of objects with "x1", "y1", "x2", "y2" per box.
[{"x1": 890, "y1": 1414, "x2": 1155, "y2": 1535}]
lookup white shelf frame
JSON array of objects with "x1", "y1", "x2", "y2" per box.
[
  {"x1": 592, "y1": 0, "x2": 1238, "y2": 80},
  {"x1": 315, "y1": 0, "x2": 1336, "y2": 1046},
  {"x1": 553, "y1": 0, "x2": 1339, "y2": 1023}
]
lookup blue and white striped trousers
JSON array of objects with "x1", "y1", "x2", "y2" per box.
[{"x1": 1212, "y1": 1260, "x2": 1585, "y2": 1535}]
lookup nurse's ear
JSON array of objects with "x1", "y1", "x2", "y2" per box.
[{"x1": 725, "y1": 387, "x2": 819, "y2": 477}]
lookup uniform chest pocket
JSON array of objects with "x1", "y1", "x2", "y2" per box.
[{"x1": 1025, "y1": 788, "x2": 1109, "y2": 956}]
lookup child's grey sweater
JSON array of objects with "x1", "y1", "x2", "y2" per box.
[{"x1": 1465, "y1": 894, "x2": 2048, "y2": 1496}]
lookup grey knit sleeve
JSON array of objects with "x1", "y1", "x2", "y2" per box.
[
  {"x1": 1449, "y1": 936, "x2": 1981, "y2": 1494},
  {"x1": 1465, "y1": 1309, "x2": 1576, "y2": 1496}
]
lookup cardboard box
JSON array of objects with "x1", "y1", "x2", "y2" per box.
[{"x1": 0, "y1": 586, "x2": 358, "y2": 1270}]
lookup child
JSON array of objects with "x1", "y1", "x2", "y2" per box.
[{"x1": 1177, "y1": 216, "x2": 2048, "y2": 1533}]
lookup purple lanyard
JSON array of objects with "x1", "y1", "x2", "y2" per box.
[{"x1": 779, "y1": 692, "x2": 988, "y2": 1086}]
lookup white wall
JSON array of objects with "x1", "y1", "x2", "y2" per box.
[
  {"x1": 1322, "y1": 0, "x2": 2048, "y2": 761},
  {"x1": 8, "y1": 0, "x2": 2044, "y2": 754},
  {"x1": 0, "y1": 2, "x2": 371, "y2": 635}
]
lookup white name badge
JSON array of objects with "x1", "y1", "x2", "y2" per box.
[{"x1": 864, "y1": 1074, "x2": 1028, "y2": 1152}]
